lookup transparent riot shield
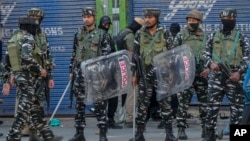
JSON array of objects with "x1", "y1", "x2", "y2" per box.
[
  {"x1": 153, "y1": 44, "x2": 196, "y2": 101},
  {"x1": 81, "y1": 50, "x2": 132, "y2": 103}
]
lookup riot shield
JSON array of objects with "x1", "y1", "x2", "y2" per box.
[
  {"x1": 81, "y1": 50, "x2": 132, "y2": 103},
  {"x1": 153, "y1": 44, "x2": 195, "y2": 101}
]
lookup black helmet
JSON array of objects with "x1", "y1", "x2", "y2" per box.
[
  {"x1": 27, "y1": 8, "x2": 44, "y2": 21},
  {"x1": 19, "y1": 16, "x2": 40, "y2": 25},
  {"x1": 82, "y1": 7, "x2": 97, "y2": 16},
  {"x1": 101, "y1": 16, "x2": 112, "y2": 24},
  {"x1": 143, "y1": 8, "x2": 161, "y2": 17},
  {"x1": 220, "y1": 8, "x2": 237, "y2": 18}
]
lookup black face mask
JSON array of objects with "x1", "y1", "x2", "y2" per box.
[
  {"x1": 188, "y1": 23, "x2": 199, "y2": 32},
  {"x1": 221, "y1": 19, "x2": 236, "y2": 32}
]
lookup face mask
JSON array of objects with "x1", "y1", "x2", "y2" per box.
[
  {"x1": 188, "y1": 23, "x2": 199, "y2": 32},
  {"x1": 221, "y1": 19, "x2": 236, "y2": 32}
]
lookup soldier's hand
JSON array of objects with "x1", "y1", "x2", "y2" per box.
[
  {"x1": 229, "y1": 72, "x2": 240, "y2": 82},
  {"x1": 132, "y1": 76, "x2": 138, "y2": 88},
  {"x1": 48, "y1": 79, "x2": 55, "y2": 89},
  {"x1": 200, "y1": 68, "x2": 210, "y2": 78},
  {"x1": 10, "y1": 74, "x2": 16, "y2": 87},
  {"x1": 69, "y1": 73, "x2": 73, "y2": 80},
  {"x1": 2, "y1": 83, "x2": 10, "y2": 96},
  {"x1": 40, "y1": 69, "x2": 47, "y2": 77},
  {"x1": 210, "y1": 63, "x2": 220, "y2": 71}
]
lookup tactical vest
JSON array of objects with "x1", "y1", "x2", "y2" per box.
[
  {"x1": 181, "y1": 30, "x2": 206, "y2": 64},
  {"x1": 75, "y1": 27, "x2": 103, "y2": 64},
  {"x1": 35, "y1": 32, "x2": 49, "y2": 69},
  {"x1": 140, "y1": 28, "x2": 167, "y2": 66},
  {"x1": 115, "y1": 28, "x2": 133, "y2": 50},
  {"x1": 212, "y1": 29, "x2": 241, "y2": 66},
  {"x1": 7, "y1": 30, "x2": 43, "y2": 71}
]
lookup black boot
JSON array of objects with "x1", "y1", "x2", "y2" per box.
[
  {"x1": 99, "y1": 124, "x2": 108, "y2": 141},
  {"x1": 107, "y1": 119, "x2": 123, "y2": 129},
  {"x1": 178, "y1": 127, "x2": 187, "y2": 140},
  {"x1": 41, "y1": 130, "x2": 63, "y2": 141},
  {"x1": 69, "y1": 127, "x2": 86, "y2": 141},
  {"x1": 129, "y1": 124, "x2": 145, "y2": 141},
  {"x1": 165, "y1": 124, "x2": 178, "y2": 141},
  {"x1": 29, "y1": 130, "x2": 42, "y2": 141},
  {"x1": 157, "y1": 121, "x2": 164, "y2": 129},
  {"x1": 202, "y1": 129, "x2": 216, "y2": 141}
]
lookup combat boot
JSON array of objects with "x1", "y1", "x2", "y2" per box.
[
  {"x1": 129, "y1": 124, "x2": 145, "y2": 141},
  {"x1": 68, "y1": 127, "x2": 86, "y2": 141},
  {"x1": 107, "y1": 119, "x2": 123, "y2": 129},
  {"x1": 99, "y1": 124, "x2": 108, "y2": 141},
  {"x1": 202, "y1": 129, "x2": 216, "y2": 141},
  {"x1": 178, "y1": 127, "x2": 187, "y2": 140},
  {"x1": 40, "y1": 130, "x2": 63, "y2": 141},
  {"x1": 165, "y1": 124, "x2": 178, "y2": 141},
  {"x1": 29, "y1": 129, "x2": 42, "y2": 141}
]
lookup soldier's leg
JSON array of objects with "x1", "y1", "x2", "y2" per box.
[
  {"x1": 94, "y1": 100, "x2": 108, "y2": 141},
  {"x1": 195, "y1": 77, "x2": 208, "y2": 138},
  {"x1": 159, "y1": 96, "x2": 178, "y2": 141},
  {"x1": 225, "y1": 81, "x2": 244, "y2": 125},
  {"x1": 203, "y1": 73, "x2": 224, "y2": 141},
  {"x1": 30, "y1": 100, "x2": 62, "y2": 141},
  {"x1": 69, "y1": 71, "x2": 86, "y2": 141},
  {"x1": 176, "y1": 89, "x2": 193, "y2": 140}
]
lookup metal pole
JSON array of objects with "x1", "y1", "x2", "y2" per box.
[{"x1": 49, "y1": 80, "x2": 71, "y2": 122}]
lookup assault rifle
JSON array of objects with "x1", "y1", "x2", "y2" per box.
[
  {"x1": 69, "y1": 61, "x2": 76, "y2": 109},
  {"x1": 132, "y1": 54, "x2": 147, "y2": 88},
  {"x1": 218, "y1": 63, "x2": 243, "y2": 91}
]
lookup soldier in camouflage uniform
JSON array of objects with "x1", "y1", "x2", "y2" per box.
[
  {"x1": 173, "y1": 9, "x2": 210, "y2": 140},
  {"x1": 129, "y1": 8, "x2": 177, "y2": 141},
  {"x1": 203, "y1": 8, "x2": 249, "y2": 141},
  {"x1": 69, "y1": 7, "x2": 113, "y2": 141},
  {"x1": 4, "y1": 16, "x2": 62, "y2": 141}
]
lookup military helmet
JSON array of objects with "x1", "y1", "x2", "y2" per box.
[
  {"x1": 82, "y1": 7, "x2": 97, "y2": 16},
  {"x1": 219, "y1": 8, "x2": 237, "y2": 18},
  {"x1": 27, "y1": 8, "x2": 44, "y2": 19},
  {"x1": 186, "y1": 9, "x2": 203, "y2": 22},
  {"x1": 19, "y1": 16, "x2": 40, "y2": 25},
  {"x1": 143, "y1": 8, "x2": 161, "y2": 17}
]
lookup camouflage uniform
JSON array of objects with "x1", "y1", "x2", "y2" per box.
[
  {"x1": 69, "y1": 7, "x2": 113, "y2": 141},
  {"x1": 130, "y1": 8, "x2": 177, "y2": 141},
  {"x1": 173, "y1": 9, "x2": 208, "y2": 140},
  {"x1": 6, "y1": 17, "x2": 62, "y2": 141},
  {"x1": 203, "y1": 8, "x2": 249, "y2": 141}
]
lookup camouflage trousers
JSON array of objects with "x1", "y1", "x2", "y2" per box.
[
  {"x1": 136, "y1": 68, "x2": 173, "y2": 126},
  {"x1": 8, "y1": 72, "x2": 54, "y2": 140},
  {"x1": 205, "y1": 71, "x2": 244, "y2": 130},
  {"x1": 73, "y1": 68, "x2": 107, "y2": 128},
  {"x1": 176, "y1": 75, "x2": 208, "y2": 128}
]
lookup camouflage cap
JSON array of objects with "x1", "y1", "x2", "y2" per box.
[
  {"x1": 82, "y1": 7, "x2": 96, "y2": 16},
  {"x1": 27, "y1": 8, "x2": 44, "y2": 18},
  {"x1": 186, "y1": 9, "x2": 203, "y2": 22},
  {"x1": 143, "y1": 8, "x2": 161, "y2": 17},
  {"x1": 134, "y1": 17, "x2": 144, "y2": 26},
  {"x1": 19, "y1": 16, "x2": 40, "y2": 25},
  {"x1": 220, "y1": 8, "x2": 237, "y2": 18}
]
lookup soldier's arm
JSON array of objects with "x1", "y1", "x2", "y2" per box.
[
  {"x1": 69, "y1": 31, "x2": 78, "y2": 73},
  {"x1": 44, "y1": 34, "x2": 54, "y2": 79},
  {"x1": 172, "y1": 32, "x2": 182, "y2": 47},
  {"x1": 203, "y1": 32, "x2": 215, "y2": 68},
  {"x1": 20, "y1": 35, "x2": 43, "y2": 73},
  {"x1": 124, "y1": 33, "x2": 135, "y2": 52},
  {"x1": 238, "y1": 33, "x2": 250, "y2": 74},
  {"x1": 164, "y1": 30, "x2": 174, "y2": 49},
  {"x1": 101, "y1": 31, "x2": 113, "y2": 55}
]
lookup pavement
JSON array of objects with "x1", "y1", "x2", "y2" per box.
[{"x1": 0, "y1": 106, "x2": 231, "y2": 141}]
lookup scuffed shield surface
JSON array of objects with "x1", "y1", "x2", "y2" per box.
[
  {"x1": 81, "y1": 50, "x2": 132, "y2": 103},
  {"x1": 153, "y1": 44, "x2": 196, "y2": 101}
]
